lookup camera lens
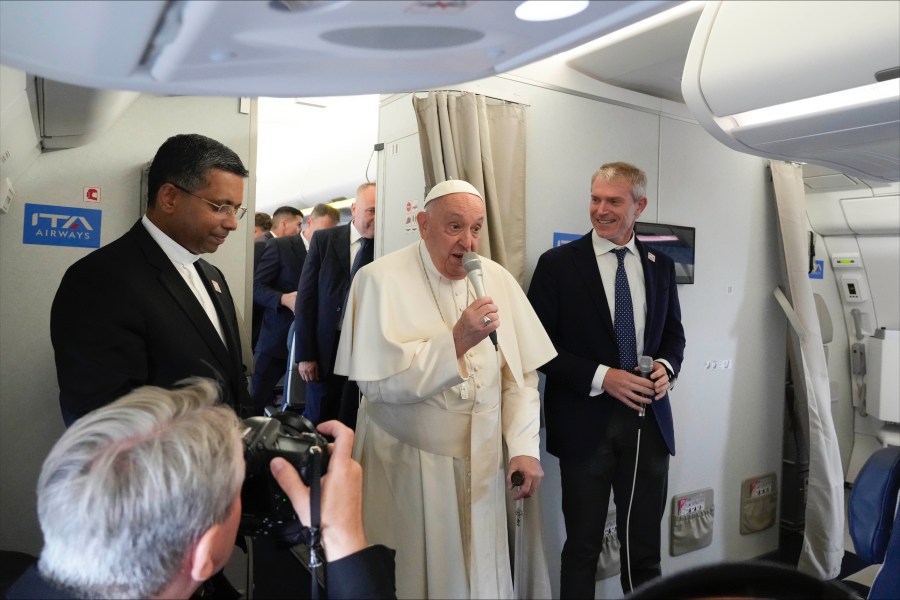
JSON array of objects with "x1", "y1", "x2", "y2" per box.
[{"x1": 238, "y1": 411, "x2": 329, "y2": 543}]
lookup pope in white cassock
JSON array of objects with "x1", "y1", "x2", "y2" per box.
[{"x1": 335, "y1": 179, "x2": 557, "y2": 599}]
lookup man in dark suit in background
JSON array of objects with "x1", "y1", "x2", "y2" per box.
[
  {"x1": 254, "y1": 211, "x2": 272, "y2": 238},
  {"x1": 528, "y1": 162, "x2": 685, "y2": 597},
  {"x1": 252, "y1": 212, "x2": 272, "y2": 352},
  {"x1": 252, "y1": 206, "x2": 302, "y2": 352},
  {"x1": 51, "y1": 133, "x2": 252, "y2": 425},
  {"x1": 251, "y1": 203, "x2": 339, "y2": 413},
  {"x1": 295, "y1": 182, "x2": 376, "y2": 426}
]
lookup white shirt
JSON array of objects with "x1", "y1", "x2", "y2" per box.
[
  {"x1": 590, "y1": 229, "x2": 647, "y2": 396},
  {"x1": 141, "y1": 216, "x2": 226, "y2": 344},
  {"x1": 349, "y1": 221, "x2": 364, "y2": 270}
]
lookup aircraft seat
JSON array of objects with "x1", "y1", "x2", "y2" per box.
[{"x1": 849, "y1": 446, "x2": 900, "y2": 599}]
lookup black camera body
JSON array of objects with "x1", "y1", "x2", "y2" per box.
[{"x1": 239, "y1": 411, "x2": 329, "y2": 544}]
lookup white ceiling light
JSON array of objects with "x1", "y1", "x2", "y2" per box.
[{"x1": 515, "y1": 1, "x2": 589, "y2": 22}]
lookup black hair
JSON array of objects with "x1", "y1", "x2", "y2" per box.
[{"x1": 147, "y1": 134, "x2": 249, "y2": 208}]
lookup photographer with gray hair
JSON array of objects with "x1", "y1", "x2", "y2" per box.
[{"x1": 7, "y1": 379, "x2": 395, "y2": 600}]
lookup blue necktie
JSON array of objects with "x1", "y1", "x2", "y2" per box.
[
  {"x1": 351, "y1": 237, "x2": 373, "y2": 279},
  {"x1": 613, "y1": 247, "x2": 637, "y2": 373}
]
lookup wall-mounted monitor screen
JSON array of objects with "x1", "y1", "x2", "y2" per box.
[{"x1": 635, "y1": 222, "x2": 695, "y2": 284}]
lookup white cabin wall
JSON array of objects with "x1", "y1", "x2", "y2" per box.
[
  {"x1": 377, "y1": 72, "x2": 783, "y2": 598},
  {"x1": 805, "y1": 180, "x2": 900, "y2": 479},
  {"x1": 823, "y1": 233, "x2": 900, "y2": 480},
  {"x1": 807, "y1": 231, "x2": 855, "y2": 474},
  {"x1": 657, "y1": 118, "x2": 782, "y2": 563},
  {"x1": 0, "y1": 94, "x2": 254, "y2": 555}
]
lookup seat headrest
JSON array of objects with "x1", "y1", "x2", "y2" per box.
[{"x1": 849, "y1": 447, "x2": 900, "y2": 564}]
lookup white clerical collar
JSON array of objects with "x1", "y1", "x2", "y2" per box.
[
  {"x1": 592, "y1": 229, "x2": 638, "y2": 257},
  {"x1": 141, "y1": 215, "x2": 201, "y2": 267}
]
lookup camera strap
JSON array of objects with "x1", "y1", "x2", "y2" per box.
[{"x1": 307, "y1": 447, "x2": 325, "y2": 600}]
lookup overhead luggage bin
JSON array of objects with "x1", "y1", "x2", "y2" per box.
[{"x1": 682, "y1": 1, "x2": 900, "y2": 182}]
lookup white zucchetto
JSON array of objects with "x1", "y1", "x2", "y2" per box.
[{"x1": 423, "y1": 179, "x2": 484, "y2": 205}]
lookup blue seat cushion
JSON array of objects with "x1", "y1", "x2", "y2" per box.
[{"x1": 849, "y1": 447, "x2": 900, "y2": 564}]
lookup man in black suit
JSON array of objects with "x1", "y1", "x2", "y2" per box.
[
  {"x1": 251, "y1": 203, "x2": 339, "y2": 413},
  {"x1": 294, "y1": 182, "x2": 376, "y2": 426},
  {"x1": 51, "y1": 133, "x2": 252, "y2": 425},
  {"x1": 528, "y1": 162, "x2": 685, "y2": 597},
  {"x1": 252, "y1": 206, "x2": 302, "y2": 352}
]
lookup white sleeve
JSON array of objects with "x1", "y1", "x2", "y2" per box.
[
  {"x1": 356, "y1": 330, "x2": 467, "y2": 405},
  {"x1": 501, "y1": 366, "x2": 542, "y2": 460}
]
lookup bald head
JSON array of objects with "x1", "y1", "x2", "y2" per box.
[{"x1": 351, "y1": 183, "x2": 376, "y2": 238}]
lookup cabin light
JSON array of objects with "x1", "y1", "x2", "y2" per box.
[
  {"x1": 557, "y1": 1, "x2": 705, "y2": 58},
  {"x1": 322, "y1": 197, "x2": 353, "y2": 211},
  {"x1": 515, "y1": 1, "x2": 589, "y2": 22},
  {"x1": 729, "y1": 79, "x2": 900, "y2": 129}
]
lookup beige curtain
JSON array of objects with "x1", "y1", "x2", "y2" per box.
[
  {"x1": 413, "y1": 91, "x2": 528, "y2": 284},
  {"x1": 770, "y1": 161, "x2": 844, "y2": 580}
]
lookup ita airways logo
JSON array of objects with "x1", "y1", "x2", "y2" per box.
[
  {"x1": 552, "y1": 232, "x2": 580, "y2": 247},
  {"x1": 23, "y1": 203, "x2": 102, "y2": 248}
]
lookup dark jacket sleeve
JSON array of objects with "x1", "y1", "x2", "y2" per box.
[
  {"x1": 654, "y1": 257, "x2": 685, "y2": 377},
  {"x1": 253, "y1": 237, "x2": 285, "y2": 310},
  {"x1": 51, "y1": 256, "x2": 148, "y2": 426},
  {"x1": 325, "y1": 545, "x2": 396, "y2": 600},
  {"x1": 294, "y1": 232, "x2": 323, "y2": 362}
]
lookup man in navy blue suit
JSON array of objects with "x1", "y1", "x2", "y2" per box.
[
  {"x1": 251, "y1": 203, "x2": 338, "y2": 413},
  {"x1": 528, "y1": 162, "x2": 685, "y2": 597},
  {"x1": 294, "y1": 183, "x2": 376, "y2": 426},
  {"x1": 252, "y1": 206, "x2": 302, "y2": 352}
]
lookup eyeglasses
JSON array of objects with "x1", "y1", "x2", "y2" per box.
[{"x1": 169, "y1": 182, "x2": 247, "y2": 220}]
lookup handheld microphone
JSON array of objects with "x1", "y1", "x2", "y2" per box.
[
  {"x1": 638, "y1": 355, "x2": 654, "y2": 419},
  {"x1": 462, "y1": 252, "x2": 498, "y2": 349}
]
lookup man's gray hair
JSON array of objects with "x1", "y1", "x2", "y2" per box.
[
  {"x1": 590, "y1": 162, "x2": 647, "y2": 202},
  {"x1": 356, "y1": 182, "x2": 375, "y2": 199},
  {"x1": 37, "y1": 378, "x2": 245, "y2": 599}
]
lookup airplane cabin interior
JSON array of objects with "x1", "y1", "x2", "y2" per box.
[{"x1": 0, "y1": 1, "x2": 898, "y2": 599}]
